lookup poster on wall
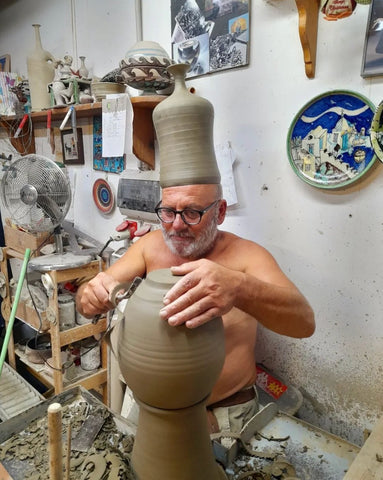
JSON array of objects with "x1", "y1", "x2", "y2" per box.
[
  {"x1": 171, "y1": 0, "x2": 250, "y2": 79},
  {"x1": 93, "y1": 116, "x2": 125, "y2": 173},
  {"x1": 361, "y1": 0, "x2": 383, "y2": 77}
]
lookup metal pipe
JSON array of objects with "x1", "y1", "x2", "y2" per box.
[
  {"x1": 0, "y1": 248, "x2": 31, "y2": 377},
  {"x1": 135, "y1": 0, "x2": 143, "y2": 42}
]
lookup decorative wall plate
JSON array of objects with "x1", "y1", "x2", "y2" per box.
[
  {"x1": 370, "y1": 100, "x2": 383, "y2": 163},
  {"x1": 92, "y1": 178, "x2": 115, "y2": 214},
  {"x1": 287, "y1": 90, "x2": 376, "y2": 189}
]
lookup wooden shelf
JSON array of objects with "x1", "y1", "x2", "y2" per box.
[
  {"x1": 295, "y1": 0, "x2": 320, "y2": 78},
  {"x1": 1, "y1": 250, "x2": 109, "y2": 404},
  {"x1": 0, "y1": 96, "x2": 166, "y2": 168},
  {"x1": 15, "y1": 346, "x2": 107, "y2": 393}
]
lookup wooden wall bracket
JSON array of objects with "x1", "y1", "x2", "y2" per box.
[{"x1": 295, "y1": 0, "x2": 320, "y2": 78}]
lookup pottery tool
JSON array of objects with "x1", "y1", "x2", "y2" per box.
[
  {"x1": 47, "y1": 109, "x2": 52, "y2": 141},
  {"x1": 47, "y1": 402, "x2": 63, "y2": 480},
  {"x1": 47, "y1": 109, "x2": 55, "y2": 154},
  {"x1": 14, "y1": 113, "x2": 28, "y2": 138},
  {"x1": 70, "y1": 412, "x2": 106, "y2": 452},
  {"x1": 65, "y1": 423, "x2": 71, "y2": 480},
  {"x1": 71, "y1": 106, "x2": 78, "y2": 150},
  {"x1": 59, "y1": 105, "x2": 73, "y2": 130}
]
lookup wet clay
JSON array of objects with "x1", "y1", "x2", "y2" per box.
[
  {"x1": 153, "y1": 63, "x2": 221, "y2": 188},
  {"x1": 117, "y1": 269, "x2": 227, "y2": 480}
]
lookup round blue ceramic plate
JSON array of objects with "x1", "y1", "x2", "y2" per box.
[{"x1": 287, "y1": 90, "x2": 377, "y2": 189}]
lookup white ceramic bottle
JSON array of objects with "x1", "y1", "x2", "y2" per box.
[{"x1": 26, "y1": 24, "x2": 55, "y2": 111}]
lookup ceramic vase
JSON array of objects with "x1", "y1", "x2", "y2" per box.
[
  {"x1": 119, "y1": 40, "x2": 173, "y2": 95},
  {"x1": 26, "y1": 24, "x2": 55, "y2": 112},
  {"x1": 78, "y1": 56, "x2": 89, "y2": 79},
  {"x1": 118, "y1": 268, "x2": 227, "y2": 480},
  {"x1": 152, "y1": 63, "x2": 221, "y2": 188}
]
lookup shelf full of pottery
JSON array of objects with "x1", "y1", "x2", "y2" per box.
[
  {"x1": 0, "y1": 249, "x2": 109, "y2": 404},
  {"x1": 27, "y1": 24, "x2": 126, "y2": 112},
  {"x1": 26, "y1": 25, "x2": 173, "y2": 112}
]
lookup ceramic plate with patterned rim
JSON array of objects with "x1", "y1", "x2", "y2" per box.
[
  {"x1": 370, "y1": 99, "x2": 383, "y2": 163},
  {"x1": 287, "y1": 90, "x2": 377, "y2": 189},
  {"x1": 92, "y1": 178, "x2": 115, "y2": 214}
]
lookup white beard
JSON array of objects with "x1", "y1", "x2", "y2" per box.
[{"x1": 161, "y1": 214, "x2": 219, "y2": 259}]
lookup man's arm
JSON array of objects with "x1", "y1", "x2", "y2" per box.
[
  {"x1": 76, "y1": 235, "x2": 148, "y2": 318},
  {"x1": 159, "y1": 244, "x2": 315, "y2": 337}
]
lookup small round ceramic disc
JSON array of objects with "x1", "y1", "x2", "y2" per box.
[{"x1": 92, "y1": 179, "x2": 115, "y2": 214}]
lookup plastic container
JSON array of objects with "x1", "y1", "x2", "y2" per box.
[{"x1": 58, "y1": 294, "x2": 75, "y2": 330}]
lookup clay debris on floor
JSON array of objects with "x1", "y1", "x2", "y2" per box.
[
  {"x1": 0, "y1": 406, "x2": 301, "y2": 480},
  {"x1": 0, "y1": 401, "x2": 135, "y2": 480}
]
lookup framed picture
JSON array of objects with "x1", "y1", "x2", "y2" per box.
[
  {"x1": 171, "y1": 0, "x2": 250, "y2": 79},
  {"x1": 60, "y1": 128, "x2": 84, "y2": 165},
  {"x1": 361, "y1": 0, "x2": 383, "y2": 77},
  {"x1": 0, "y1": 55, "x2": 10, "y2": 72}
]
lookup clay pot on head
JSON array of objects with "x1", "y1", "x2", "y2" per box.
[{"x1": 152, "y1": 63, "x2": 221, "y2": 188}]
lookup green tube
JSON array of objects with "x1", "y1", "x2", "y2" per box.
[{"x1": 0, "y1": 248, "x2": 31, "y2": 377}]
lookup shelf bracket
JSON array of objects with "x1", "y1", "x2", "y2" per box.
[{"x1": 295, "y1": 0, "x2": 320, "y2": 78}]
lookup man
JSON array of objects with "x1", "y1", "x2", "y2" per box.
[{"x1": 76, "y1": 182, "x2": 315, "y2": 433}]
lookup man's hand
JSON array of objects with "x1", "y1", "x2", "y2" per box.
[
  {"x1": 76, "y1": 272, "x2": 119, "y2": 318},
  {"x1": 159, "y1": 259, "x2": 244, "y2": 328}
]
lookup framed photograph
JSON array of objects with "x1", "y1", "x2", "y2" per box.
[
  {"x1": 60, "y1": 128, "x2": 84, "y2": 165},
  {"x1": 0, "y1": 55, "x2": 10, "y2": 72},
  {"x1": 361, "y1": 0, "x2": 383, "y2": 77},
  {"x1": 171, "y1": 0, "x2": 250, "y2": 79}
]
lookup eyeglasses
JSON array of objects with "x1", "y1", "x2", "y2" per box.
[{"x1": 155, "y1": 199, "x2": 220, "y2": 225}]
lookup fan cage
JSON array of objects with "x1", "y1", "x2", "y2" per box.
[{"x1": 1, "y1": 154, "x2": 72, "y2": 233}]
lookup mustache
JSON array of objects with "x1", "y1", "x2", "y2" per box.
[{"x1": 167, "y1": 231, "x2": 195, "y2": 239}]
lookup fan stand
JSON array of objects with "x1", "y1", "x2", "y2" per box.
[{"x1": 28, "y1": 226, "x2": 93, "y2": 272}]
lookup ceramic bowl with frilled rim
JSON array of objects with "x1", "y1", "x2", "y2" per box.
[{"x1": 119, "y1": 41, "x2": 174, "y2": 94}]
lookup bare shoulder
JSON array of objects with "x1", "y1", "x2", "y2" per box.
[
  {"x1": 213, "y1": 231, "x2": 289, "y2": 283},
  {"x1": 215, "y1": 231, "x2": 273, "y2": 259}
]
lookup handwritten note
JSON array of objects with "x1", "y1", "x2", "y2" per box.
[{"x1": 102, "y1": 95, "x2": 133, "y2": 157}]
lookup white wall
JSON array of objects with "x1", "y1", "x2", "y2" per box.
[{"x1": 1, "y1": 0, "x2": 383, "y2": 446}]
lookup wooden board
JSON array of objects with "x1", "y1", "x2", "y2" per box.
[
  {"x1": 344, "y1": 417, "x2": 383, "y2": 479},
  {"x1": 0, "y1": 461, "x2": 14, "y2": 480},
  {"x1": 4, "y1": 223, "x2": 52, "y2": 256}
]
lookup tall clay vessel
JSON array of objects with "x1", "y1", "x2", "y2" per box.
[
  {"x1": 152, "y1": 63, "x2": 221, "y2": 187},
  {"x1": 27, "y1": 24, "x2": 55, "y2": 112},
  {"x1": 118, "y1": 269, "x2": 227, "y2": 480}
]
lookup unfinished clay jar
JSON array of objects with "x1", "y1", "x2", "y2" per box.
[
  {"x1": 152, "y1": 63, "x2": 221, "y2": 187},
  {"x1": 118, "y1": 268, "x2": 225, "y2": 409},
  {"x1": 118, "y1": 268, "x2": 227, "y2": 480}
]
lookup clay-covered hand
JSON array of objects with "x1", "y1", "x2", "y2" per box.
[
  {"x1": 76, "y1": 272, "x2": 119, "y2": 318},
  {"x1": 159, "y1": 259, "x2": 244, "y2": 328}
]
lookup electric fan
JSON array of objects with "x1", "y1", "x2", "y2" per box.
[{"x1": 1, "y1": 154, "x2": 92, "y2": 271}]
